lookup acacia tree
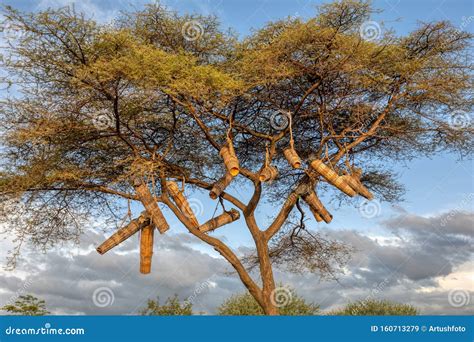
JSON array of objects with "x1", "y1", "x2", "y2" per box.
[{"x1": 0, "y1": 1, "x2": 472, "y2": 315}]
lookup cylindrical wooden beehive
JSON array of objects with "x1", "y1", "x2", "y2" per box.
[
  {"x1": 310, "y1": 160, "x2": 356, "y2": 197},
  {"x1": 96, "y1": 213, "x2": 150, "y2": 255},
  {"x1": 283, "y1": 147, "x2": 301, "y2": 169},
  {"x1": 139, "y1": 224, "x2": 155, "y2": 274},
  {"x1": 341, "y1": 175, "x2": 374, "y2": 200},
  {"x1": 308, "y1": 206, "x2": 323, "y2": 222},
  {"x1": 133, "y1": 178, "x2": 169, "y2": 234},
  {"x1": 220, "y1": 144, "x2": 239, "y2": 177},
  {"x1": 166, "y1": 181, "x2": 199, "y2": 227},
  {"x1": 199, "y1": 209, "x2": 240, "y2": 233},
  {"x1": 209, "y1": 173, "x2": 233, "y2": 200},
  {"x1": 303, "y1": 191, "x2": 333, "y2": 223},
  {"x1": 259, "y1": 165, "x2": 278, "y2": 182}
]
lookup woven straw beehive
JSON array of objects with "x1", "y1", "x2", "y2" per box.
[
  {"x1": 133, "y1": 178, "x2": 169, "y2": 234},
  {"x1": 166, "y1": 181, "x2": 199, "y2": 227},
  {"x1": 283, "y1": 147, "x2": 301, "y2": 169},
  {"x1": 139, "y1": 224, "x2": 154, "y2": 274},
  {"x1": 220, "y1": 143, "x2": 239, "y2": 177},
  {"x1": 96, "y1": 213, "x2": 150, "y2": 254},
  {"x1": 209, "y1": 173, "x2": 233, "y2": 200},
  {"x1": 259, "y1": 165, "x2": 278, "y2": 182},
  {"x1": 303, "y1": 191, "x2": 333, "y2": 223},
  {"x1": 310, "y1": 160, "x2": 356, "y2": 197},
  {"x1": 199, "y1": 209, "x2": 240, "y2": 233},
  {"x1": 340, "y1": 175, "x2": 374, "y2": 200}
]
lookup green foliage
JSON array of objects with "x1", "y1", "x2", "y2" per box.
[
  {"x1": 140, "y1": 295, "x2": 193, "y2": 316},
  {"x1": 331, "y1": 299, "x2": 418, "y2": 315},
  {"x1": 218, "y1": 288, "x2": 320, "y2": 315},
  {"x1": 1, "y1": 294, "x2": 50, "y2": 316}
]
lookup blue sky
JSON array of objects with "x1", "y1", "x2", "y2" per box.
[{"x1": 0, "y1": 0, "x2": 472, "y2": 315}]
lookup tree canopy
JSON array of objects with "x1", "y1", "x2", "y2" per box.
[
  {"x1": 1, "y1": 294, "x2": 50, "y2": 316},
  {"x1": 0, "y1": 0, "x2": 472, "y2": 314}
]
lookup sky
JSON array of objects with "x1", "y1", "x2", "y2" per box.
[{"x1": 0, "y1": 0, "x2": 472, "y2": 315}]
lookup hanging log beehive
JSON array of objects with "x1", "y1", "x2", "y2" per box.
[
  {"x1": 340, "y1": 175, "x2": 374, "y2": 200},
  {"x1": 96, "y1": 212, "x2": 150, "y2": 254},
  {"x1": 309, "y1": 206, "x2": 323, "y2": 222},
  {"x1": 209, "y1": 173, "x2": 233, "y2": 200},
  {"x1": 139, "y1": 224, "x2": 155, "y2": 274},
  {"x1": 166, "y1": 181, "x2": 199, "y2": 227},
  {"x1": 303, "y1": 191, "x2": 333, "y2": 223},
  {"x1": 220, "y1": 142, "x2": 240, "y2": 177},
  {"x1": 133, "y1": 177, "x2": 169, "y2": 233},
  {"x1": 259, "y1": 165, "x2": 278, "y2": 182},
  {"x1": 310, "y1": 160, "x2": 356, "y2": 197},
  {"x1": 283, "y1": 147, "x2": 301, "y2": 169},
  {"x1": 198, "y1": 209, "x2": 240, "y2": 233}
]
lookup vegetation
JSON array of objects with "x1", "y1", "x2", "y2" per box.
[
  {"x1": 331, "y1": 299, "x2": 418, "y2": 315},
  {"x1": 218, "y1": 289, "x2": 320, "y2": 315},
  {"x1": 140, "y1": 295, "x2": 193, "y2": 316},
  {"x1": 1, "y1": 294, "x2": 50, "y2": 316},
  {"x1": 0, "y1": 0, "x2": 472, "y2": 314}
]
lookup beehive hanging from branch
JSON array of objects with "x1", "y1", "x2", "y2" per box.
[
  {"x1": 139, "y1": 224, "x2": 155, "y2": 274},
  {"x1": 310, "y1": 160, "x2": 356, "y2": 197},
  {"x1": 283, "y1": 147, "x2": 301, "y2": 169},
  {"x1": 209, "y1": 173, "x2": 233, "y2": 200},
  {"x1": 259, "y1": 165, "x2": 278, "y2": 182},
  {"x1": 199, "y1": 209, "x2": 240, "y2": 233},
  {"x1": 133, "y1": 177, "x2": 169, "y2": 234},
  {"x1": 96, "y1": 212, "x2": 150, "y2": 254},
  {"x1": 340, "y1": 175, "x2": 374, "y2": 200},
  {"x1": 302, "y1": 191, "x2": 333, "y2": 223},
  {"x1": 220, "y1": 141, "x2": 239, "y2": 177},
  {"x1": 166, "y1": 181, "x2": 199, "y2": 227}
]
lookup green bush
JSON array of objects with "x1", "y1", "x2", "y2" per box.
[
  {"x1": 218, "y1": 288, "x2": 319, "y2": 315},
  {"x1": 140, "y1": 294, "x2": 193, "y2": 315},
  {"x1": 331, "y1": 299, "x2": 418, "y2": 315}
]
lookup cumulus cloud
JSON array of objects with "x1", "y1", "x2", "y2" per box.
[{"x1": 0, "y1": 211, "x2": 472, "y2": 315}]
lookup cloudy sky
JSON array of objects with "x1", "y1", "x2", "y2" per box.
[{"x1": 0, "y1": 0, "x2": 473, "y2": 315}]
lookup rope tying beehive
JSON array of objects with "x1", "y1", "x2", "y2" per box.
[
  {"x1": 166, "y1": 181, "x2": 199, "y2": 227},
  {"x1": 310, "y1": 160, "x2": 356, "y2": 197},
  {"x1": 96, "y1": 212, "x2": 150, "y2": 254},
  {"x1": 198, "y1": 209, "x2": 240, "y2": 233},
  {"x1": 139, "y1": 223, "x2": 154, "y2": 274},
  {"x1": 133, "y1": 177, "x2": 169, "y2": 233},
  {"x1": 209, "y1": 173, "x2": 233, "y2": 200},
  {"x1": 302, "y1": 191, "x2": 333, "y2": 223}
]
